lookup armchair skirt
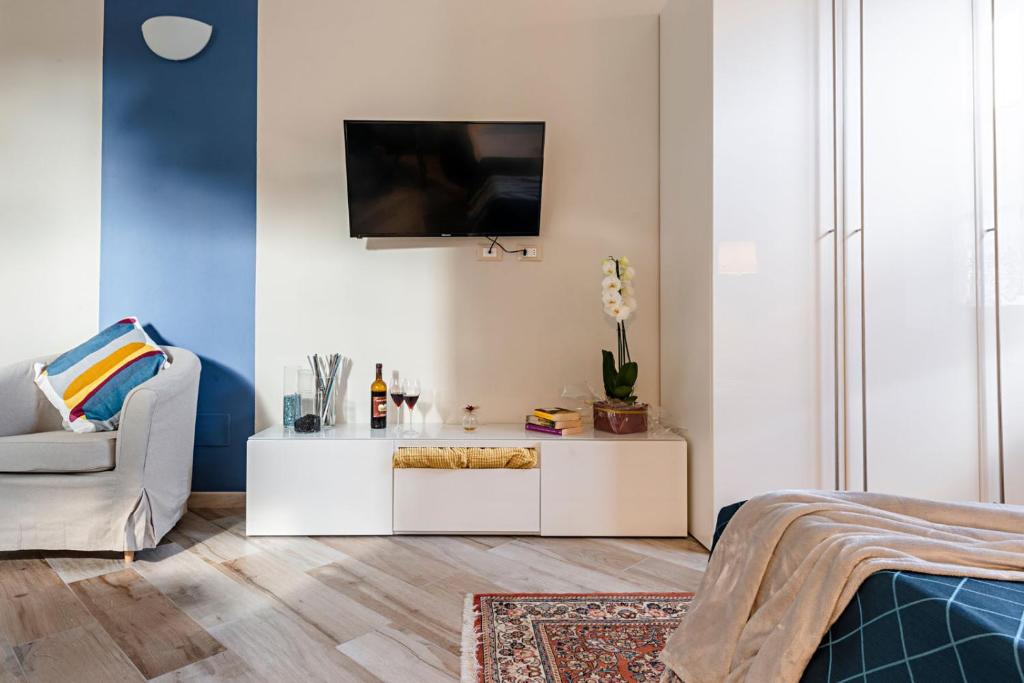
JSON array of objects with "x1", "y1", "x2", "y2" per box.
[{"x1": 0, "y1": 347, "x2": 201, "y2": 552}]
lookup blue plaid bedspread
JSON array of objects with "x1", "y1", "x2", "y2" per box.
[{"x1": 712, "y1": 502, "x2": 1024, "y2": 682}]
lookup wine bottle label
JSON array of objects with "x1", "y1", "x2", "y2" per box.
[{"x1": 372, "y1": 395, "x2": 387, "y2": 419}]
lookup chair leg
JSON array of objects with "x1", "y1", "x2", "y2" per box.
[{"x1": 123, "y1": 551, "x2": 135, "y2": 565}]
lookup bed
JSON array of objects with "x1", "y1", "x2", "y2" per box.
[{"x1": 713, "y1": 502, "x2": 1024, "y2": 682}]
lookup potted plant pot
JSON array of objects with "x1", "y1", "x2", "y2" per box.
[{"x1": 593, "y1": 401, "x2": 649, "y2": 434}]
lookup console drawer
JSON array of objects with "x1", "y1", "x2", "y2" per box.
[{"x1": 393, "y1": 468, "x2": 540, "y2": 533}]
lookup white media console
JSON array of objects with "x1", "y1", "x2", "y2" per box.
[{"x1": 246, "y1": 423, "x2": 687, "y2": 537}]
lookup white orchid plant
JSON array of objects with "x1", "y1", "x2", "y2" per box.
[{"x1": 600, "y1": 256, "x2": 638, "y2": 403}]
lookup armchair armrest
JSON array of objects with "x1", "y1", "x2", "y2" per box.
[
  {"x1": 0, "y1": 355, "x2": 62, "y2": 437},
  {"x1": 115, "y1": 348, "x2": 201, "y2": 533}
]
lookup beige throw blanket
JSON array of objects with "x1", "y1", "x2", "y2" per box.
[{"x1": 660, "y1": 490, "x2": 1024, "y2": 683}]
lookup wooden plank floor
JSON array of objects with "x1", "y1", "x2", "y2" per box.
[{"x1": 0, "y1": 508, "x2": 709, "y2": 682}]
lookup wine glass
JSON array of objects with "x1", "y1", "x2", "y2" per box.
[
  {"x1": 402, "y1": 378, "x2": 421, "y2": 432},
  {"x1": 389, "y1": 372, "x2": 404, "y2": 429}
]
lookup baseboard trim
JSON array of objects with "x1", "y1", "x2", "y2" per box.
[{"x1": 188, "y1": 491, "x2": 246, "y2": 509}]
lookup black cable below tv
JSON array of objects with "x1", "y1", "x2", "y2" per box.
[{"x1": 343, "y1": 120, "x2": 545, "y2": 238}]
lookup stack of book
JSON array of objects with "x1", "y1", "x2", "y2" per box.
[{"x1": 525, "y1": 407, "x2": 583, "y2": 436}]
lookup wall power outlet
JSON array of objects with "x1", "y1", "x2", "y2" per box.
[
  {"x1": 477, "y1": 244, "x2": 503, "y2": 261},
  {"x1": 517, "y1": 245, "x2": 542, "y2": 261}
]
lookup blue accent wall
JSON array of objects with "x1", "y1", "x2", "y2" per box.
[{"x1": 100, "y1": 1, "x2": 257, "y2": 491}]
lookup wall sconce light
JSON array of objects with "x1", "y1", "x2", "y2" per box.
[
  {"x1": 141, "y1": 16, "x2": 213, "y2": 61},
  {"x1": 718, "y1": 241, "x2": 759, "y2": 275}
]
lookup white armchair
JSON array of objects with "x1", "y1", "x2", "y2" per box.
[{"x1": 0, "y1": 347, "x2": 200, "y2": 560}]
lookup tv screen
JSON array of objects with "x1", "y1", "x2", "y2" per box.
[{"x1": 343, "y1": 120, "x2": 545, "y2": 238}]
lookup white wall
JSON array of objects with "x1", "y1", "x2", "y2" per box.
[
  {"x1": 256, "y1": 0, "x2": 664, "y2": 428},
  {"x1": 0, "y1": 0, "x2": 103, "y2": 363},
  {"x1": 660, "y1": 0, "x2": 715, "y2": 546}
]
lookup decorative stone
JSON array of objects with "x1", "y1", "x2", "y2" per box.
[{"x1": 294, "y1": 413, "x2": 321, "y2": 433}]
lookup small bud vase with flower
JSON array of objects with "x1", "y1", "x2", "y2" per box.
[{"x1": 462, "y1": 405, "x2": 479, "y2": 432}]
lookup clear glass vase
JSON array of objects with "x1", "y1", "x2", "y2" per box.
[
  {"x1": 297, "y1": 368, "x2": 316, "y2": 418},
  {"x1": 283, "y1": 366, "x2": 302, "y2": 428},
  {"x1": 319, "y1": 385, "x2": 336, "y2": 427},
  {"x1": 462, "y1": 406, "x2": 479, "y2": 432}
]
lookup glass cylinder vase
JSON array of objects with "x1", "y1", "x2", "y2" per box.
[
  {"x1": 282, "y1": 366, "x2": 302, "y2": 428},
  {"x1": 297, "y1": 368, "x2": 316, "y2": 419},
  {"x1": 319, "y1": 384, "x2": 337, "y2": 427}
]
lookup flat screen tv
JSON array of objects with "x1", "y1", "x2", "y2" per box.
[{"x1": 343, "y1": 120, "x2": 545, "y2": 238}]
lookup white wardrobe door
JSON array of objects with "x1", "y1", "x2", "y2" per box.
[
  {"x1": 860, "y1": 0, "x2": 980, "y2": 501},
  {"x1": 995, "y1": 0, "x2": 1024, "y2": 504}
]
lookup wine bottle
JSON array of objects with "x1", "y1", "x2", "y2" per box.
[{"x1": 370, "y1": 363, "x2": 388, "y2": 429}]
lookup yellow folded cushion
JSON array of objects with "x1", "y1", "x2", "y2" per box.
[
  {"x1": 393, "y1": 447, "x2": 464, "y2": 469},
  {"x1": 465, "y1": 447, "x2": 537, "y2": 469},
  {"x1": 393, "y1": 447, "x2": 537, "y2": 469}
]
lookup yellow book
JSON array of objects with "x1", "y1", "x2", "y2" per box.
[
  {"x1": 526, "y1": 414, "x2": 582, "y2": 430},
  {"x1": 533, "y1": 407, "x2": 581, "y2": 422}
]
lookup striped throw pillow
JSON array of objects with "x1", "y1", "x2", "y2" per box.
[{"x1": 34, "y1": 317, "x2": 168, "y2": 433}]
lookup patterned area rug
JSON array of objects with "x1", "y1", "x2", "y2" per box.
[{"x1": 463, "y1": 593, "x2": 693, "y2": 682}]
